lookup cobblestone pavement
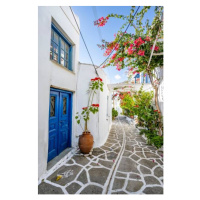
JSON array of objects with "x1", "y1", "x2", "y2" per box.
[{"x1": 38, "y1": 116, "x2": 163, "y2": 194}]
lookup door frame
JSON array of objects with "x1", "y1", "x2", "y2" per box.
[{"x1": 48, "y1": 87, "x2": 73, "y2": 162}]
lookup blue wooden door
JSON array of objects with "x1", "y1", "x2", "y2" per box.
[
  {"x1": 48, "y1": 90, "x2": 59, "y2": 162},
  {"x1": 48, "y1": 88, "x2": 72, "y2": 162},
  {"x1": 58, "y1": 92, "x2": 70, "y2": 154}
]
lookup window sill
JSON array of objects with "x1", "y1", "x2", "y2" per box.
[{"x1": 50, "y1": 59, "x2": 75, "y2": 75}]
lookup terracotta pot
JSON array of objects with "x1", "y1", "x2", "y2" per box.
[{"x1": 79, "y1": 131, "x2": 94, "y2": 154}]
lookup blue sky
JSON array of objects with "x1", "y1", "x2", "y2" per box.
[{"x1": 71, "y1": 6, "x2": 156, "y2": 84}]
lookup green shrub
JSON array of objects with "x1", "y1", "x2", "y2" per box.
[
  {"x1": 119, "y1": 86, "x2": 163, "y2": 149},
  {"x1": 112, "y1": 108, "x2": 118, "y2": 120}
]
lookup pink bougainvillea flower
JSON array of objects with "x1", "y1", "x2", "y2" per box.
[
  {"x1": 111, "y1": 53, "x2": 117, "y2": 59},
  {"x1": 116, "y1": 63, "x2": 122, "y2": 71},
  {"x1": 118, "y1": 57, "x2": 124, "y2": 62},
  {"x1": 145, "y1": 36, "x2": 151, "y2": 41},
  {"x1": 82, "y1": 107, "x2": 88, "y2": 110},
  {"x1": 127, "y1": 44, "x2": 135, "y2": 55},
  {"x1": 138, "y1": 50, "x2": 145, "y2": 56},
  {"x1": 95, "y1": 16, "x2": 109, "y2": 27},
  {"x1": 127, "y1": 46, "x2": 134, "y2": 55},
  {"x1": 92, "y1": 104, "x2": 99, "y2": 107},
  {"x1": 114, "y1": 43, "x2": 120, "y2": 51},
  {"x1": 93, "y1": 77, "x2": 103, "y2": 82},
  {"x1": 150, "y1": 45, "x2": 159, "y2": 51},
  {"x1": 134, "y1": 37, "x2": 145, "y2": 48},
  {"x1": 104, "y1": 47, "x2": 112, "y2": 56},
  {"x1": 152, "y1": 160, "x2": 155, "y2": 163},
  {"x1": 128, "y1": 48, "x2": 133, "y2": 55},
  {"x1": 133, "y1": 71, "x2": 139, "y2": 75},
  {"x1": 130, "y1": 43, "x2": 134, "y2": 48}
]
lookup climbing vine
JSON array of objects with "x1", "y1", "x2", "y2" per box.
[{"x1": 95, "y1": 6, "x2": 163, "y2": 136}]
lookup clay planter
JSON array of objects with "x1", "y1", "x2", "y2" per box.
[{"x1": 79, "y1": 131, "x2": 94, "y2": 154}]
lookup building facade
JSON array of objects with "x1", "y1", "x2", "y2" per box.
[{"x1": 38, "y1": 6, "x2": 112, "y2": 181}]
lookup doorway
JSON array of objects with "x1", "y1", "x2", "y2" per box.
[{"x1": 48, "y1": 88, "x2": 72, "y2": 162}]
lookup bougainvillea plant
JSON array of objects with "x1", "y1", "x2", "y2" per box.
[
  {"x1": 75, "y1": 77, "x2": 104, "y2": 132},
  {"x1": 95, "y1": 6, "x2": 163, "y2": 136},
  {"x1": 115, "y1": 86, "x2": 163, "y2": 148},
  {"x1": 131, "y1": 86, "x2": 163, "y2": 148}
]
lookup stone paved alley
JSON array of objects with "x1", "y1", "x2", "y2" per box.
[{"x1": 38, "y1": 116, "x2": 163, "y2": 194}]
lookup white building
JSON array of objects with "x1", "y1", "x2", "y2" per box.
[
  {"x1": 38, "y1": 6, "x2": 112, "y2": 181},
  {"x1": 77, "y1": 63, "x2": 112, "y2": 147},
  {"x1": 109, "y1": 68, "x2": 164, "y2": 116}
]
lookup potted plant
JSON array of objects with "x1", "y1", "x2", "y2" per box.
[{"x1": 75, "y1": 77, "x2": 104, "y2": 154}]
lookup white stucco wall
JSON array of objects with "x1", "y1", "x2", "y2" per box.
[
  {"x1": 76, "y1": 63, "x2": 112, "y2": 148},
  {"x1": 113, "y1": 97, "x2": 122, "y2": 115},
  {"x1": 38, "y1": 6, "x2": 80, "y2": 179}
]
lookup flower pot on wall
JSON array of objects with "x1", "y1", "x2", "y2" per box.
[{"x1": 79, "y1": 131, "x2": 94, "y2": 154}]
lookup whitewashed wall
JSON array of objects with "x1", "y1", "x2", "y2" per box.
[
  {"x1": 38, "y1": 6, "x2": 80, "y2": 179},
  {"x1": 76, "y1": 63, "x2": 112, "y2": 148},
  {"x1": 113, "y1": 96, "x2": 122, "y2": 115}
]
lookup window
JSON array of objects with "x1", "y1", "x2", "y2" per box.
[
  {"x1": 146, "y1": 74, "x2": 151, "y2": 83},
  {"x1": 50, "y1": 23, "x2": 72, "y2": 71},
  {"x1": 134, "y1": 73, "x2": 140, "y2": 83},
  {"x1": 50, "y1": 96, "x2": 55, "y2": 117},
  {"x1": 141, "y1": 72, "x2": 151, "y2": 83}
]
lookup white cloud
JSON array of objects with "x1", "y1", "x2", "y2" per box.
[{"x1": 114, "y1": 74, "x2": 121, "y2": 80}]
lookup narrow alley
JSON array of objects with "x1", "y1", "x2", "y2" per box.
[{"x1": 38, "y1": 116, "x2": 163, "y2": 194}]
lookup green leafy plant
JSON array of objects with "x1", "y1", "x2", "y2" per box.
[
  {"x1": 95, "y1": 6, "x2": 164, "y2": 136},
  {"x1": 132, "y1": 86, "x2": 163, "y2": 148},
  {"x1": 75, "y1": 77, "x2": 104, "y2": 132},
  {"x1": 112, "y1": 108, "x2": 118, "y2": 120},
  {"x1": 117, "y1": 86, "x2": 163, "y2": 149}
]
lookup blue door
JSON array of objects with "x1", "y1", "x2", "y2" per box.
[{"x1": 48, "y1": 88, "x2": 72, "y2": 162}]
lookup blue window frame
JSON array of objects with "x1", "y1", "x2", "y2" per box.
[
  {"x1": 140, "y1": 72, "x2": 151, "y2": 83},
  {"x1": 50, "y1": 23, "x2": 73, "y2": 71},
  {"x1": 134, "y1": 73, "x2": 140, "y2": 83}
]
